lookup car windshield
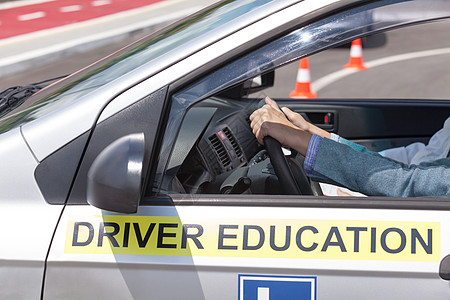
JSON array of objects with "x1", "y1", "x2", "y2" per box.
[{"x1": 0, "y1": 0, "x2": 278, "y2": 134}]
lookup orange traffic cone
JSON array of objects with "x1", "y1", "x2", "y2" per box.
[
  {"x1": 343, "y1": 39, "x2": 367, "y2": 70},
  {"x1": 289, "y1": 58, "x2": 317, "y2": 99}
]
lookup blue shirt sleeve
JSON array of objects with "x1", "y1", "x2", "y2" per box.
[{"x1": 304, "y1": 134, "x2": 326, "y2": 178}]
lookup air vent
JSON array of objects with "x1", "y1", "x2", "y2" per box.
[
  {"x1": 209, "y1": 134, "x2": 231, "y2": 167},
  {"x1": 223, "y1": 127, "x2": 242, "y2": 157}
]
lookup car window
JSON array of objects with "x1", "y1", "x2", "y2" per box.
[
  {"x1": 153, "y1": 0, "x2": 450, "y2": 198},
  {"x1": 265, "y1": 20, "x2": 450, "y2": 100}
]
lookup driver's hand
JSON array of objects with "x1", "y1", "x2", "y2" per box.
[
  {"x1": 263, "y1": 96, "x2": 309, "y2": 130},
  {"x1": 266, "y1": 96, "x2": 331, "y2": 139},
  {"x1": 250, "y1": 97, "x2": 294, "y2": 145},
  {"x1": 281, "y1": 107, "x2": 310, "y2": 131},
  {"x1": 250, "y1": 97, "x2": 311, "y2": 155}
]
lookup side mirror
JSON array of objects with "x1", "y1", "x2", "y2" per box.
[{"x1": 87, "y1": 133, "x2": 145, "y2": 214}]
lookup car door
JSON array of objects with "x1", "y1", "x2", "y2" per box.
[
  {"x1": 44, "y1": 0, "x2": 450, "y2": 299},
  {"x1": 0, "y1": 127, "x2": 66, "y2": 299}
]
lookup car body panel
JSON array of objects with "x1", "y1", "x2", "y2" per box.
[
  {"x1": 45, "y1": 0, "x2": 450, "y2": 297},
  {"x1": 46, "y1": 203, "x2": 450, "y2": 299},
  {"x1": 0, "y1": 0, "x2": 449, "y2": 298},
  {"x1": 0, "y1": 128, "x2": 63, "y2": 298}
]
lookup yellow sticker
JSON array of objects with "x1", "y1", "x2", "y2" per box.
[{"x1": 65, "y1": 215, "x2": 440, "y2": 261}]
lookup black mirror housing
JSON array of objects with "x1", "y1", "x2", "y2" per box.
[{"x1": 87, "y1": 133, "x2": 145, "y2": 213}]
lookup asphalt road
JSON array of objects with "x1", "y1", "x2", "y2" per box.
[{"x1": 2, "y1": 17, "x2": 450, "y2": 100}]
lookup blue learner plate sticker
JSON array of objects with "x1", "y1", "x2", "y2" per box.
[{"x1": 238, "y1": 274, "x2": 317, "y2": 300}]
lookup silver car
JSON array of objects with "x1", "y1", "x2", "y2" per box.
[{"x1": 1, "y1": 0, "x2": 450, "y2": 299}]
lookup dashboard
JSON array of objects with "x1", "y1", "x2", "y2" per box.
[{"x1": 162, "y1": 97, "x2": 284, "y2": 195}]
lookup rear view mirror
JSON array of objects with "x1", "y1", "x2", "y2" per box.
[
  {"x1": 217, "y1": 71, "x2": 275, "y2": 99},
  {"x1": 245, "y1": 71, "x2": 275, "y2": 94},
  {"x1": 87, "y1": 133, "x2": 145, "y2": 214}
]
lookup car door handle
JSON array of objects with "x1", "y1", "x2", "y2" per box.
[
  {"x1": 296, "y1": 111, "x2": 337, "y2": 132},
  {"x1": 439, "y1": 254, "x2": 450, "y2": 280}
]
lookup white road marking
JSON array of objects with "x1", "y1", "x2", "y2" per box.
[
  {"x1": 0, "y1": 0, "x2": 56, "y2": 10},
  {"x1": 91, "y1": 0, "x2": 111, "y2": 7},
  {"x1": 60, "y1": 5, "x2": 83, "y2": 13},
  {"x1": 17, "y1": 11, "x2": 46, "y2": 21},
  {"x1": 258, "y1": 287, "x2": 270, "y2": 300},
  {"x1": 312, "y1": 47, "x2": 450, "y2": 92}
]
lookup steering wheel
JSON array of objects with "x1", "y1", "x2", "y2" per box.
[{"x1": 264, "y1": 136, "x2": 313, "y2": 195}]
